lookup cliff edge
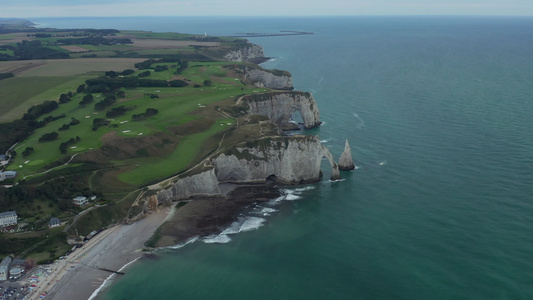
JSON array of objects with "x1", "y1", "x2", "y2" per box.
[{"x1": 244, "y1": 92, "x2": 320, "y2": 129}]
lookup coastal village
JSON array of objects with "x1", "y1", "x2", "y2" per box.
[{"x1": 0, "y1": 193, "x2": 101, "y2": 299}]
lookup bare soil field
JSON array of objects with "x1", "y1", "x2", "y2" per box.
[
  {"x1": 0, "y1": 32, "x2": 31, "y2": 45},
  {"x1": 130, "y1": 38, "x2": 220, "y2": 49},
  {"x1": 0, "y1": 58, "x2": 145, "y2": 76},
  {"x1": 60, "y1": 45, "x2": 90, "y2": 52}
]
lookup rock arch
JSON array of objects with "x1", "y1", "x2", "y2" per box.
[{"x1": 245, "y1": 92, "x2": 321, "y2": 129}]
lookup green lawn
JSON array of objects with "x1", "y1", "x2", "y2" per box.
[
  {"x1": 117, "y1": 117, "x2": 234, "y2": 185},
  {"x1": 5, "y1": 61, "x2": 260, "y2": 186},
  {"x1": 0, "y1": 76, "x2": 88, "y2": 122}
]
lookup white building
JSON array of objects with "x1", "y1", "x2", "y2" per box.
[
  {"x1": 0, "y1": 211, "x2": 17, "y2": 228},
  {"x1": 0, "y1": 256, "x2": 12, "y2": 281},
  {"x1": 73, "y1": 196, "x2": 88, "y2": 206},
  {"x1": 0, "y1": 171, "x2": 17, "y2": 181}
]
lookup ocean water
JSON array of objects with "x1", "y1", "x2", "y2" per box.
[{"x1": 33, "y1": 16, "x2": 533, "y2": 299}]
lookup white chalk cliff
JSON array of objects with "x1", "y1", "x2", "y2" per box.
[
  {"x1": 338, "y1": 139, "x2": 355, "y2": 171},
  {"x1": 243, "y1": 67, "x2": 294, "y2": 90},
  {"x1": 156, "y1": 135, "x2": 341, "y2": 203},
  {"x1": 244, "y1": 92, "x2": 320, "y2": 129},
  {"x1": 213, "y1": 135, "x2": 340, "y2": 184},
  {"x1": 224, "y1": 43, "x2": 265, "y2": 62}
]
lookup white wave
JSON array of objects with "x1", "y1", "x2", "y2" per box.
[
  {"x1": 379, "y1": 160, "x2": 387, "y2": 166},
  {"x1": 221, "y1": 222, "x2": 241, "y2": 235},
  {"x1": 294, "y1": 186, "x2": 315, "y2": 192},
  {"x1": 167, "y1": 236, "x2": 199, "y2": 249},
  {"x1": 328, "y1": 178, "x2": 346, "y2": 183},
  {"x1": 261, "y1": 207, "x2": 277, "y2": 214},
  {"x1": 239, "y1": 217, "x2": 266, "y2": 232},
  {"x1": 203, "y1": 234, "x2": 232, "y2": 244},
  {"x1": 285, "y1": 193, "x2": 302, "y2": 201},
  {"x1": 353, "y1": 112, "x2": 365, "y2": 129},
  {"x1": 320, "y1": 139, "x2": 330, "y2": 143}
]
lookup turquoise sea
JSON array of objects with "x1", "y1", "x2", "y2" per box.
[{"x1": 33, "y1": 16, "x2": 533, "y2": 299}]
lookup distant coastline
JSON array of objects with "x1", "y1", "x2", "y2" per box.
[{"x1": 225, "y1": 30, "x2": 313, "y2": 38}]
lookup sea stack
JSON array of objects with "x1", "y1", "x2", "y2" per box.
[{"x1": 338, "y1": 139, "x2": 355, "y2": 171}]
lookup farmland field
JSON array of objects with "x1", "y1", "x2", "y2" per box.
[{"x1": 0, "y1": 76, "x2": 86, "y2": 122}]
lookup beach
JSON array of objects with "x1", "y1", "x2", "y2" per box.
[{"x1": 30, "y1": 207, "x2": 171, "y2": 300}]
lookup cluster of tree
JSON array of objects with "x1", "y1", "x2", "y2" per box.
[
  {"x1": 57, "y1": 117, "x2": 80, "y2": 131},
  {"x1": 59, "y1": 136, "x2": 81, "y2": 154},
  {"x1": 0, "y1": 73, "x2": 14, "y2": 80},
  {"x1": 92, "y1": 118, "x2": 110, "y2": 130},
  {"x1": 79, "y1": 94, "x2": 94, "y2": 106},
  {"x1": 0, "y1": 119, "x2": 36, "y2": 153},
  {"x1": 85, "y1": 77, "x2": 171, "y2": 92},
  {"x1": 34, "y1": 33, "x2": 52, "y2": 38},
  {"x1": 169, "y1": 80, "x2": 188, "y2": 87},
  {"x1": 3, "y1": 40, "x2": 71, "y2": 60},
  {"x1": 106, "y1": 106, "x2": 131, "y2": 118},
  {"x1": 154, "y1": 65, "x2": 169, "y2": 72},
  {"x1": 0, "y1": 173, "x2": 95, "y2": 213},
  {"x1": 132, "y1": 108, "x2": 159, "y2": 121},
  {"x1": 41, "y1": 114, "x2": 66, "y2": 124},
  {"x1": 23, "y1": 100, "x2": 59, "y2": 120},
  {"x1": 0, "y1": 102, "x2": 70, "y2": 152},
  {"x1": 59, "y1": 92, "x2": 73, "y2": 104},
  {"x1": 145, "y1": 93, "x2": 159, "y2": 99},
  {"x1": 22, "y1": 147, "x2": 34, "y2": 157},
  {"x1": 138, "y1": 70, "x2": 151, "y2": 78},
  {"x1": 38, "y1": 131, "x2": 59, "y2": 142},
  {"x1": 104, "y1": 69, "x2": 135, "y2": 78},
  {"x1": 134, "y1": 58, "x2": 182, "y2": 70},
  {"x1": 94, "y1": 95, "x2": 116, "y2": 111},
  {"x1": 175, "y1": 60, "x2": 188, "y2": 74},
  {"x1": 56, "y1": 36, "x2": 132, "y2": 46}
]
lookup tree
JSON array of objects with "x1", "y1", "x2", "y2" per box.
[
  {"x1": 80, "y1": 94, "x2": 93, "y2": 106},
  {"x1": 38, "y1": 132, "x2": 59, "y2": 142},
  {"x1": 22, "y1": 147, "x2": 34, "y2": 157},
  {"x1": 76, "y1": 84, "x2": 86, "y2": 93},
  {"x1": 138, "y1": 70, "x2": 151, "y2": 78},
  {"x1": 203, "y1": 80, "x2": 213, "y2": 86},
  {"x1": 59, "y1": 93, "x2": 70, "y2": 104}
]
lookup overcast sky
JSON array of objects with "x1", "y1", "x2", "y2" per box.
[{"x1": 2, "y1": 0, "x2": 533, "y2": 18}]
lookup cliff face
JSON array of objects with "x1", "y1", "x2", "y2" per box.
[
  {"x1": 338, "y1": 139, "x2": 355, "y2": 171},
  {"x1": 156, "y1": 169, "x2": 221, "y2": 205},
  {"x1": 213, "y1": 135, "x2": 340, "y2": 184},
  {"x1": 245, "y1": 92, "x2": 320, "y2": 129},
  {"x1": 243, "y1": 67, "x2": 293, "y2": 90},
  {"x1": 224, "y1": 43, "x2": 265, "y2": 62},
  {"x1": 155, "y1": 136, "x2": 342, "y2": 203}
]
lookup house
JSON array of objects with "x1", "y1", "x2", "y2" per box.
[
  {"x1": 0, "y1": 171, "x2": 17, "y2": 181},
  {"x1": 0, "y1": 211, "x2": 17, "y2": 228},
  {"x1": 0, "y1": 155, "x2": 7, "y2": 161},
  {"x1": 48, "y1": 217, "x2": 61, "y2": 228},
  {"x1": 0, "y1": 256, "x2": 12, "y2": 281},
  {"x1": 73, "y1": 196, "x2": 88, "y2": 206}
]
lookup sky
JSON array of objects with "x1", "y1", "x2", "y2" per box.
[{"x1": 1, "y1": 0, "x2": 532, "y2": 18}]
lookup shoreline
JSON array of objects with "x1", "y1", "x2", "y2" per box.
[
  {"x1": 39, "y1": 183, "x2": 296, "y2": 299},
  {"x1": 39, "y1": 207, "x2": 171, "y2": 300}
]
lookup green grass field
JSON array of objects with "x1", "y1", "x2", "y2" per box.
[
  {"x1": 0, "y1": 76, "x2": 88, "y2": 122},
  {"x1": 6, "y1": 62, "x2": 260, "y2": 186}
]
